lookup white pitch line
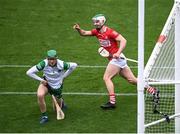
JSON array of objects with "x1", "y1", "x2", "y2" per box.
[
  {"x1": 0, "y1": 65, "x2": 31, "y2": 68},
  {"x1": 0, "y1": 64, "x2": 138, "y2": 68},
  {"x1": 0, "y1": 65, "x2": 106, "y2": 68},
  {"x1": 0, "y1": 91, "x2": 137, "y2": 96},
  {"x1": 79, "y1": 65, "x2": 106, "y2": 68}
]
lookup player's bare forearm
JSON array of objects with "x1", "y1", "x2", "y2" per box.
[
  {"x1": 77, "y1": 29, "x2": 87, "y2": 36},
  {"x1": 73, "y1": 23, "x2": 92, "y2": 36}
]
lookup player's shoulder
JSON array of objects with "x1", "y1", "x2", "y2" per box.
[
  {"x1": 42, "y1": 59, "x2": 48, "y2": 66},
  {"x1": 37, "y1": 59, "x2": 48, "y2": 65},
  {"x1": 57, "y1": 59, "x2": 64, "y2": 63},
  {"x1": 56, "y1": 59, "x2": 70, "y2": 70},
  {"x1": 91, "y1": 28, "x2": 98, "y2": 35},
  {"x1": 57, "y1": 59, "x2": 64, "y2": 68},
  {"x1": 105, "y1": 26, "x2": 112, "y2": 30},
  {"x1": 106, "y1": 26, "x2": 116, "y2": 33},
  {"x1": 36, "y1": 59, "x2": 48, "y2": 70},
  {"x1": 106, "y1": 26, "x2": 119, "y2": 36}
]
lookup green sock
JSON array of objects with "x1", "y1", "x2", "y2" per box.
[{"x1": 42, "y1": 112, "x2": 47, "y2": 117}]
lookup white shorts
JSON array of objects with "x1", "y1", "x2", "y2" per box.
[{"x1": 109, "y1": 57, "x2": 127, "y2": 68}]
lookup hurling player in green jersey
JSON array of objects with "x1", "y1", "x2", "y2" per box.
[{"x1": 26, "y1": 50, "x2": 77, "y2": 124}]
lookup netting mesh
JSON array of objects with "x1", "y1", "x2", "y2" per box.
[
  {"x1": 144, "y1": 4, "x2": 178, "y2": 133},
  {"x1": 145, "y1": 84, "x2": 175, "y2": 133},
  {"x1": 147, "y1": 19, "x2": 175, "y2": 81}
]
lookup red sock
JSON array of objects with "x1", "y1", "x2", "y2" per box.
[
  {"x1": 109, "y1": 94, "x2": 116, "y2": 104},
  {"x1": 146, "y1": 87, "x2": 156, "y2": 94}
]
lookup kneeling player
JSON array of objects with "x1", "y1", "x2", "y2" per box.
[{"x1": 26, "y1": 50, "x2": 77, "y2": 124}]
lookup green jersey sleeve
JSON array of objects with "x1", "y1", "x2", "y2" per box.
[
  {"x1": 36, "y1": 60, "x2": 46, "y2": 71},
  {"x1": 63, "y1": 62, "x2": 70, "y2": 70}
]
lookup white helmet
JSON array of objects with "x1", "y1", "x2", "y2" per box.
[{"x1": 92, "y1": 14, "x2": 106, "y2": 29}]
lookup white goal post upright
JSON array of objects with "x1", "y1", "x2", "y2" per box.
[
  {"x1": 138, "y1": 0, "x2": 180, "y2": 133},
  {"x1": 137, "y1": 0, "x2": 145, "y2": 133},
  {"x1": 175, "y1": 0, "x2": 180, "y2": 133}
]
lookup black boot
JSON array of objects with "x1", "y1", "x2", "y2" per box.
[{"x1": 100, "y1": 102, "x2": 116, "y2": 110}]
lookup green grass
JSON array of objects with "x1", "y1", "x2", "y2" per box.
[
  {"x1": 0, "y1": 0, "x2": 173, "y2": 132},
  {"x1": 0, "y1": 95, "x2": 137, "y2": 133}
]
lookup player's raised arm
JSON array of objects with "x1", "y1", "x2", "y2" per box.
[{"x1": 73, "y1": 23, "x2": 92, "y2": 36}]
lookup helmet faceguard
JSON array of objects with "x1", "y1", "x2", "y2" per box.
[{"x1": 92, "y1": 14, "x2": 106, "y2": 29}]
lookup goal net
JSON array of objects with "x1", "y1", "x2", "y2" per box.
[{"x1": 144, "y1": 1, "x2": 180, "y2": 133}]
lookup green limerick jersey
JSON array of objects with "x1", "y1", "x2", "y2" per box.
[{"x1": 36, "y1": 59, "x2": 70, "y2": 89}]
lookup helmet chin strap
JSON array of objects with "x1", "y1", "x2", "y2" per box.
[
  {"x1": 94, "y1": 24, "x2": 102, "y2": 29},
  {"x1": 96, "y1": 27, "x2": 102, "y2": 30},
  {"x1": 96, "y1": 25, "x2": 105, "y2": 33}
]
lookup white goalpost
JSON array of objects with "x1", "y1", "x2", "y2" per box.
[
  {"x1": 137, "y1": 0, "x2": 145, "y2": 133},
  {"x1": 175, "y1": 1, "x2": 180, "y2": 132},
  {"x1": 138, "y1": 0, "x2": 180, "y2": 133}
]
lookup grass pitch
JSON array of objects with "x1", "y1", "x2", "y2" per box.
[{"x1": 0, "y1": 0, "x2": 173, "y2": 132}]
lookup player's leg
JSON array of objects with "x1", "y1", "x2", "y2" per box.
[
  {"x1": 37, "y1": 83, "x2": 49, "y2": 124},
  {"x1": 119, "y1": 66, "x2": 137, "y2": 85},
  {"x1": 101, "y1": 63, "x2": 120, "y2": 109},
  {"x1": 120, "y1": 66, "x2": 159, "y2": 97}
]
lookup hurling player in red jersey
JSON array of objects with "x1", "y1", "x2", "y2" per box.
[{"x1": 73, "y1": 14, "x2": 159, "y2": 109}]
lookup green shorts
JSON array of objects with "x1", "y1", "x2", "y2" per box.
[{"x1": 46, "y1": 84, "x2": 63, "y2": 99}]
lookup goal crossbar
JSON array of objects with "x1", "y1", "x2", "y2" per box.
[{"x1": 148, "y1": 81, "x2": 180, "y2": 85}]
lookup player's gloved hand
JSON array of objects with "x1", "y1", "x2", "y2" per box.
[
  {"x1": 73, "y1": 23, "x2": 81, "y2": 30},
  {"x1": 41, "y1": 80, "x2": 48, "y2": 86}
]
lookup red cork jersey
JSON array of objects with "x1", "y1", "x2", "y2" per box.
[{"x1": 91, "y1": 26, "x2": 120, "y2": 56}]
